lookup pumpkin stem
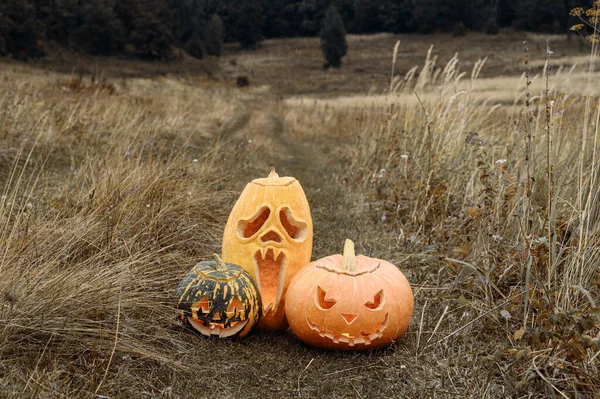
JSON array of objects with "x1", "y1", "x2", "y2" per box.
[
  {"x1": 213, "y1": 253, "x2": 228, "y2": 271},
  {"x1": 342, "y1": 239, "x2": 357, "y2": 272},
  {"x1": 268, "y1": 167, "x2": 279, "y2": 178}
]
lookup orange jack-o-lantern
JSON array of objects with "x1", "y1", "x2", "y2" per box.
[
  {"x1": 222, "y1": 168, "x2": 313, "y2": 331},
  {"x1": 285, "y1": 239, "x2": 414, "y2": 350}
]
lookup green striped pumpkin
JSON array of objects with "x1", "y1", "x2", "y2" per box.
[{"x1": 176, "y1": 254, "x2": 261, "y2": 338}]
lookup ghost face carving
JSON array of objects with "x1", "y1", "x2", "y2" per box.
[
  {"x1": 285, "y1": 240, "x2": 413, "y2": 350},
  {"x1": 222, "y1": 169, "x2": 313, "y2": 331},
  {"x1": 175, "y1": 255, "x2": 261, "y2": 338}
]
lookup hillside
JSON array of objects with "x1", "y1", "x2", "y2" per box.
[{"x1": 1, "y1": 32, "x2": 599, "y2": 398}]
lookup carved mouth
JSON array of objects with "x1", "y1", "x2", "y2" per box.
[
  {"x1": 188, "y1": 318, "x2": 249, "y2": 338},
  {"x1": 253, "y1": 248, "x2": 287, "y2": 316},
  {"x1": 305, "y1": 313, "x2": 389, "y2": 346}
]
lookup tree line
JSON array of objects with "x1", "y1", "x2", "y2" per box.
[{"x1": 0, "y1": 0, "x2": 595, "y2": 60}]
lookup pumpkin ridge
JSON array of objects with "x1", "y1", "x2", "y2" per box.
[
  {"x1": 250, "y1": 178, "x2": 296, "y2": 187},
  {"x1": 315, "y1": 262, "x2": 380, "y2": 276},
  {"x1": 197, "y1": 270, "x2": 243, "y2": 282}
]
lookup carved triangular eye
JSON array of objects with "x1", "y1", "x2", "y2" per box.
[
  {"x1": 364, "y1": 290, "x2": 384, "y2": 310},
  {"x1": 316, "y1": 286, "x2": 337, "y2": 310},
  {"x1": 279, "y1": 207, "x2": 308, "y2": 241},
  {"x1": 236, "y1": 207, "x2": 271, "y2": 238},
  {"x1": 192, "y1": 296, "x2": 211, "y2": 314},
  {"x1": 226, "y1": 297, "x2": 244, "y2": 317}
]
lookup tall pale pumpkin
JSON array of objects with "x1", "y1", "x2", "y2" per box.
[{"x1": 222, "y1": 168, "x2": 313, "y2": 331}]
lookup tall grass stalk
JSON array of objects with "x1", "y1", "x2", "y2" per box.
[{"x1": 347, "y1": 40, "x2": 599, "y2": 317}]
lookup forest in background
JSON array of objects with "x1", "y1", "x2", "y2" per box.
[{"x1": 0, "y1": 0, "x2": 596, "y2": 61}]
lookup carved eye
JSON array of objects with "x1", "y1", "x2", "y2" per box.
[
  {"x1": 364, "y1": 290, "x2": 384, "y2": 310},
  {"x1": 192, "y1": 296, "x2": 211, "y2": 314},
  {"x1": 225, "y1": 297, "x2": 245, "y2": 318},
  {"x1": 316, "y1": 286, "x2": 337, "y2": 310},
  {"x1": 236, "y1": 207, "x2": 271, "y2": 238},
  {"x1": 279, "y1": 207, "x2": 308, "y2": 240}
]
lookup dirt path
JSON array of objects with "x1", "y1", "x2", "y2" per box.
[
  {"x1": 195, "y1": 106, "x2": 437, "y2": 398},
  {"x1": 228, "y1": 106, "x2": 374, "y2": 260}
]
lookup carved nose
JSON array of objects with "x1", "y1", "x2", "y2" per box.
[
  {"x1": 341, "y1": 313, "x2": 358, "y2": 325},
  {"x1": 260, "y1": 230, "x2": 282, "y2": 243}
]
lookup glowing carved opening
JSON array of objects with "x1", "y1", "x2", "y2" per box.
[
  {"x1": 260, "y1": 230, "x2": 282, "y2": 243},
  {"x1": 254, "y1": 249, "x2": 286, "y2": 314},
  {"x1": 192, "y1": 296, "x2": 211, "y2": 315},
  {"x1": 188, "y1": 318, "x2": 249, "y2": 338},
  {"x1": 279, "y1": 207, "x2": 308, "y2": 241},
  {"x1": 226, "y1": 297, "x2": 245, "y2": 317},
  {"x1": 364, "y1": 290, "x2": 385, "y2": 310},
  {"x1": 237, "y1": 207, "x2": 271, "y2": 239},
  {"x1": 341, "y1": 313, "x2": 359, "y2": 325},
  {"x1": 305, "y1": 313, "x2": 390, "y2": 346},
  {"x1": 316, "y1": 286, "x2": 337, "y2": 310},
  {"x1": 187, "y1": 296, "x2": 250, "y2": 338}
]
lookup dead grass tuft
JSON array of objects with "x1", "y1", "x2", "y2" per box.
[
  {"x1": 330, "y1": 40, "x2": 600, "y2": 396},
  {"x1": 0, "y1": 67, "x2": 240, "y2": 396}
]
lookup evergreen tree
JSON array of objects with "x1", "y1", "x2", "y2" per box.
[
  {"x1": 413, "y1": 0, "x2": 468, "y2": 32},
  {"x1": 413, "y1": 0, "x2": 440, "y2": 32},
  {"x1": 130, "y1": 2, "x2": 174, "y2": 59},
  {"x1": 185, "y1": 31, "x2": 204, "y2": 58},
  {"x1": 36, "y1": 0, "x2": 80, "y2": 47},
  {"x1": 233, "y1": 0, "x2": 264, "y2": 49},
  {"x1": 0, "y1": 0, "x2": 582, "y2": 61},
  {"x1": 0, "y1": 0, "x2": 45, "y2": 59},
  {"x1": 114, "y1": 0, "x2": 139, "y2": 36},
  {"x1": 0, "y1": 12, "x2": 8, "y2": 56},
  {"x1": 204, "y1": 14, "x2": 225, "y2": 56},
  {"x1": 77, "y1": 1, "x2": 126, "y2": 55},
  {"x1": 515, "y1": 0, "x2": 562, "y2": 31},
  {"x1": 298, "y1": 0, "x2": 325, "y2": 36},
  {"x1": 551, "y1": 0, "x2": 568, "y2": 32},
  {"x1": 352, "y1": 0, "x2": 382, "y2": 33},
  {"x1": 169, "y1": 0, "x2": 208, "y2": 45},
  {"x1": 515, "y1": 0, "x2": 534, "y2": 29},
  {"x1": 320, "y1": 6, "x2": 347, "y2": 69},
  {"x1": 263, "y1": 0, "x2": 290, "y2": 38},
  {"x1": 484, "y1": 0, "x2": 500, "y2": 34},
  {"x1": 300, "y1": 0, "x2": 318, "y2": 35},
  {"x1": 336, "y1": 0, "x2": 355, "y2": 28},
  {"x1": 497, "y1": 0, "x2": 518, "y2": 27},
  {"x1": 391, "y1": 0, "x2": 417, "y2": 33}
]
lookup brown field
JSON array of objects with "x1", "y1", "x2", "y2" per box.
[{"x1": 1, "y1": 31, "x2": 599, "y2": 398}]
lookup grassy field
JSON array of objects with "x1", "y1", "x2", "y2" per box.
[{"x1": 1, "y1": 31, "x2": 599, "y2": 398}]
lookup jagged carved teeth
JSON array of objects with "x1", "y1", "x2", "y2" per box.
[
  {"x1": 256, "y1": 247, "x2": 284, "y2": 261},
  {"x1": 305, "y1": 313, "x2": 389, "y2": 346},
  {"x1": 259, "y1": 247, "x2": 268, "y2": 259},
  {"x1": 188, "y1": 318, "x2": 248, "y2": 338},
  {"x1": 264, "y1": 303, "x2": 275, "y2": 315}
]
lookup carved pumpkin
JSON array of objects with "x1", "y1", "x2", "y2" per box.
[
  {"x1": 285, "y1": 239, "x2": 414, "y2": 350},
  {"x1": 222, "y1": 168, "x2": 313, "y2": 331},
  {"x1": 175, "y1": 254, "x2": 261, "y2": 338}
]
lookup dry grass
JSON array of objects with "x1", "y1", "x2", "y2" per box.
[
  {"x1": 219, "y1": 31, "x2": 591, "y2": 97},
  {"x1": 0, "y1": 66, "x2": 243, "y2": 396},
  {"x1": 1, "y1": 32, "x2": 599, "y2": 398},
  {"x1": 313, "y1": 40, "x2": 600, "y2": 396}
]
